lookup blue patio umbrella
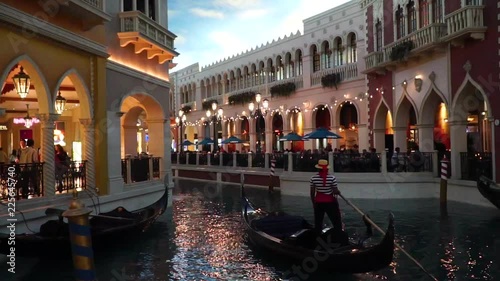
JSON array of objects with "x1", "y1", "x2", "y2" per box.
[
  {"x1": 303, "y1": 127, "x2": 342, "y2": 139},
  {"x1": 221, "y1": 135, "x2": 246, "y2": 144},
  {"x1": 198, "y1": 137, "x2": 214, "y2": 145},
  {"x1": 279, "y1": 132, "x2": 306, "y2": 141},
  {"x1": 182, "y1": 140, "x2": 195, "y2": 146}
]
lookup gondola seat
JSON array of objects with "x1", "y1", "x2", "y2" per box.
[{"x1": 250, "y1": 215, "x2": 311, "y2": 239}]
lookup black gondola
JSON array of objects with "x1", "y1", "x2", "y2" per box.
[
  {"x1": 477, "y1": 175, "x2": 500, "y2": 209},
  {"x1": 241, "y1": 191, "x2": 395, "y2": 273},
  {"x1": 0, "y1": 187, "x2": 168, "y2": 257}
]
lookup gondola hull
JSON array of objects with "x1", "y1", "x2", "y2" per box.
[
  {"x1": 0, "y1": 187, "x2": 168, "y2": 257},
  {"x1": 242, "y1": 195, "x2": 394, "y2": 273},
  {"x1": 477, "y1": 176, "x2": 500, "y2": 209}
]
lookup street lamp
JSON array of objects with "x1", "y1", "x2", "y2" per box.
[
  {"x1": 175, "y1": 109, "x2": 186, "y2": 152},
  {"x1": 248, "y1": 93, "x2": 269, "y2": 153},
  {"x1": 206, "y1": 101, "x2": 223, "y2": 152}
]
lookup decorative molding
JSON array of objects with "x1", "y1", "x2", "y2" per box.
[
  {"x1": 106, "y1": 60, "x2": 171, "y2": 88},
  {"x1": 0, "y1": 3, "x2": 108, "y2": 58},
  {"x1": 428, "y1": 71, "x2": 436, "y2": 82},
  {"x1": 463, "y1": 60, "x2": 472, "y2": 73}
]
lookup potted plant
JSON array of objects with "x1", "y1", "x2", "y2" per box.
[
  {"x1": 321, "y1": 73, "x2": 342, "y2": 89},
  {"x1": 390, "y1": 41, "x2": 414, "y2": 61},
  {"x1": 181, "y1": 105, "x2": 191, "y2": 113},
  {"x1": 228, "y1": 91, "x2": 256, "y2": 105},
  {"x1": 270, "y1": 82, "x2": 296, "y2": 98}
]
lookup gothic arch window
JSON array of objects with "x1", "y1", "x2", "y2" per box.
[
  {"x1": 276, "y1": 56, "x2": 284, "y2": 80},
  {"x1": 432, "y1": 0, "x2": 443, "y2": 23},
  {"x1": 419, "y1": 0, "x2": 430, "y2": 27},
  {"x1": 396, "y1": 5, "x2": 405, "y2": 39},
  {"x1": 375, "y1": 19, "x2": 383, "y2": 51},
  {"x1": 296, "y1": 49, "x2": 303, "y2": 76},
  {"x1": 285, "y1": 52, "x2": 294, "y2": 79},
  {"x1": 334, "y1": 37, "x2": 343, "y2": 66},
  {"x1": 407, "y1": 1, "x2": 417, "y2": 34}
]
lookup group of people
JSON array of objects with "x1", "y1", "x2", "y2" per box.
[{"x1": 1, "y1": 139, "x2": 71, "y2": 198}]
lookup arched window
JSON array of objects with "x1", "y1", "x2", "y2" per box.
[
  {"x1": 396, "y1": 5, "x2": 405, "y2": 39},
  {"x1": 322, "y1": 41, "x2": 331, "y2": 69},
  {"x1": 285, "y1": 52, "x2": 294, "y2": 79},
  {"x1": 348, "y1": 33, "x2": 357, "y2": 63},
  {"x1": 296, "y1": 50, "x2": 303, "y2": 76},
  {"x1": 334, "y1": 38, "x2": 343, "y2": 66},
  {"x1": 375, "y1": 20, "x2": 383, "y2": 51},
  {"x1": 312, "y1": 45, "x2": 320, "y2": 72},
  {"x1": 407, "y1": 1, "x2": 417, "y2": 34},
  {"x1": 276, "y1": 56, "x2": 284, "y2": 80}
]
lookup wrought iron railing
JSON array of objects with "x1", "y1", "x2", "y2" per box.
[
  {"x1": 56, "y1": 161, "x2": 87, "y2": 194},
  {"x1": 460, "y1": 152, "x2": 492, "y2": 181},
  {"x1": 0, "y1": 163, "x2": 44, "y2": 200}
]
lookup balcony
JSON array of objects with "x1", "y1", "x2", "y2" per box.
[
  {"x1": 118, "y1": 11, "x2": 179, "y2": 64},
  {"x1": 364, "y1": 23, "x2": 446, "y2": 73},
  {"x1": 61, "y1": 0, "x2": 111, "y2": 30},
  {"x1": 442, "y1": 3, "x2": 487, "y2": 46},
  {"x1": 311, "y1": 63, "x2": 359, "y2": 86}
]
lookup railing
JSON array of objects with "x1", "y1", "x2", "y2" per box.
[
  {"x1": 56, "y1": 161, "x2": 87, "y2": 194},
  {"x1": 311, "y1": 63, "x2": 359, "y2": 86},
  {"x1": 119, "y1": 11, "x2": 175, "y2": 50},
  {"x1": 460, "y1": 152, "x2": 492, "y2": 181},
  {"x1": 78, "y1": 0, "x2": 104, "y2": 10},
  {"x1": 0, "y1": 163, "x2": 44, "y2": 200},
  {"x1": 444, "y1": 5, "x2": 485, "y2": 39},
  {"x1": 387, "y1": 152, "x2": 433, "y2": 173},
  {"x1": 364, "y1": 51, "x2": 384, "y2": 70},
  {"x1": 382, "y1": 23, "x2": 447, "y2": 63},
  {"x1": 121, "y1": 156, "x2": 161, "y2": 183}
]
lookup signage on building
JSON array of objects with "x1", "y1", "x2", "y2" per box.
[{"x1": 0, "y1": 125, "x2": 7, "y2": 131}]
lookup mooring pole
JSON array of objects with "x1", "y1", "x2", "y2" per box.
[
  {"x1": 63, "y1": 191, "x2": 97, "y2": 281},
  {"x1": 269, "y1": 157, "x2": 276, "y2": 193},
  {"x1": 440, "y1": 155, "x2": 449, "y2": 206}
]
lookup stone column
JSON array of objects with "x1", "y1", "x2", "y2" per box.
[
  {"x1": 265, "y1": 131, "x2": 273, "y2": 153},
  {"x1": 80, "y1": 119, "x2": 96, "y2": 191},
  {"x1": 147, "y1": 119, "x2": 168, "y2": 180},
  {"x1": 392, "y1": 126, "x2": 408, "y2": 151},
  {"x1": 373, "y1": 128, "x2": 386, "y2": 153},
  {"x1": 122, "y1": 125, "x2": 138, "y2": 156},
  {"x1": 249, "y1": 118, "x2": 256, "y2": 152},
  {"x1": 357, "y1": 124, "x2": 369, "y2": 151},
  {"x1": 108, "y1": 111, "x2": 125, "y2": 194},
  {"x1": 417, "y1": 124, "x2": 435, "y2": 152},
  {"x1": 449, "y1": 120, "x2": 468, "y2": 180},
  {"x1": 38, "y1": 113, "x2": 58, "y2": 197}
]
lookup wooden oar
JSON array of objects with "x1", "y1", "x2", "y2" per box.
[{"x1": 339, "y1": 194, "x2": 438, "y2": 281}]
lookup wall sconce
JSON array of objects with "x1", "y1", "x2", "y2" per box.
[{"x1": 414, "y1": 76, "x2": 423, "y2": 92}]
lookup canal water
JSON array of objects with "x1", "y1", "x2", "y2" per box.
[{"x1": 2, "y1": 179, "x2": 500, "y2": 281}]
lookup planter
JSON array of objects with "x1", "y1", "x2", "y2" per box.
[
  {"x1": 390, "y1": 41, "x2": 414, "y2": 62},
  {"x1": 270, "y1": 82, "x2": 296, "y2": 98},
  {"x1": 321, "y1": 73, "x2": 341, "y2": 89},
  {"x1": 228, "y1": 91, "x2": 256, "y2": 106}
]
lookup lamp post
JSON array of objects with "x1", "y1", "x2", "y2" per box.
[
  {"x1": 248, "y1": 93, "x2": 269, "y2": 153},
  {"x1": 175, "y1": 109, "x2": 186, "y2": 152},
  {"x1": 206, "y1": 101, "x2": 223, "y2": 153}
]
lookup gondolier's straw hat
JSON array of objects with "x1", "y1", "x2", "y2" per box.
[{"x1": 315, "y1": 159, "x2": 329, "y2": 169}]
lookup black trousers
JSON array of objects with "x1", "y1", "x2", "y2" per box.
[{"x1": 314, "y1": 201, "x2": 342, "y2": 232}]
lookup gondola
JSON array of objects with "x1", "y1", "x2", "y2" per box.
[
  {"x1": 477, "y1": 175, "x2": 500, "y2": 209},
  {"x1": 241, "y1": 190, "x2": 395, "y2": 273},
  {"x1": 0, "y1": 187, "x2": 168, "y2": 257}
]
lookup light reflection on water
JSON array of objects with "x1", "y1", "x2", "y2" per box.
[{"x1": 6, "y1": 179, "x2": 500, "y2": 281}]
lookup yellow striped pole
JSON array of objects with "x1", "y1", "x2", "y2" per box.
[{"x1": 63, "y1": 191, "x2": 96, "y2": 281}]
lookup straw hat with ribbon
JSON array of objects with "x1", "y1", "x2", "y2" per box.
[{"x1": 315, "y1": 159, "x2": 329, "y2": 169}]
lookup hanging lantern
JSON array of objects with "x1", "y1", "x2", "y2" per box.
[
  {"x1": 55, "y1": 91, "x2": 67, "y2": 114},
  {"x1": 24, "y1": 104, "x2": 33, "y2": 129},
  {"x1": 12, "y1": 66, "x2": 31, "y2": 99}
]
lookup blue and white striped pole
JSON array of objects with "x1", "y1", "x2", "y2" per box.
[{"x1": 63, "y1": 192, "x2": 96, "y2": 281}]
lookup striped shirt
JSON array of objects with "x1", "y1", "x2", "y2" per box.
[{"x1": 310, "y1": 174, "x2": 338, "y2": 202}]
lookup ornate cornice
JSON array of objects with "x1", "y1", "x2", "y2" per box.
[
  {"x1": 106, "y1": 60, "x2": 171, "y2": 89},
  {"x1": 0, "y1": 3, "x2": 108, "y2": 57}
]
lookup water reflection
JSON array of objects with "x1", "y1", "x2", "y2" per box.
[{"x1": 4, "y1": 179, "x2": 500, "y2": 281}]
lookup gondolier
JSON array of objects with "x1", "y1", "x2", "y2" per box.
[{"x1": 310, "y1": 159, "x2": 343, "y2": 233}]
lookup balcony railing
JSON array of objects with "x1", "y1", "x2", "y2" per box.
[
  {"x1": 121, "y1": 156, "x2": 161, "y2": 183},
  {"x1": 78, "y1": 0, "x2": 104, "y2": 9},
  {"x1": 443, "y1": 4, "x2": 486, "y2": 43},
  {"x1": 0, "y1": 161, "x2": 87, "y2": 201},
  {"x1": 311, "y1": 63, "x2": 359, "y2": 86},
  {"x1": 364, "y1": 51, "x2": 384, "y2": 71}
]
